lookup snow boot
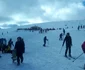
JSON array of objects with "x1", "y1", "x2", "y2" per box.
[{"x1": 65, "y1": 55, "x2": 67, "y2": 57}]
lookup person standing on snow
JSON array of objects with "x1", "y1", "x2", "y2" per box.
[
  {"x1": 59, "y1": 33, "x2": 63, "y2": 40},
  {"x1": 14, "y1": 37, "x2": 25, "y2": 65},
  {"x1": 43, "y1": 36, "x2": 48, "y2": 47},
  {"x1": 62, "y1": 33, "x2": 72, "y2": 57},
  {"x1": 63, "y1": 28, "x2": 65, "y2": 35},
  {"x1": 8, "y1": 38, "x2": 14, "y2": 49}
]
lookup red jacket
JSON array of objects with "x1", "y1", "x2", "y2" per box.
[{"x1": 82, "y1": 41, "x2": 85, "y2": 53}]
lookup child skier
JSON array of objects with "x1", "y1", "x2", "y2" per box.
[
  {"x1": 11, "y1": 49, "x2": 17, "y2": 62},
  {"x1": 43, "y1": 36, "x2": 48, "y2": 47}
]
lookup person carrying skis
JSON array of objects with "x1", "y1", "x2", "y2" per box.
[
  {"x1": 62, "y1": 32, "x2": 72, "y2": 57},
  {"x1": 43, "y1": 36, "x2": 48, "y2": 47},
  {"x1": 14, "y1": 37, "x2": 25, "y2": 65}
]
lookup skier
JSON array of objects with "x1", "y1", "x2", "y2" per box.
[
  {"x1": 62, "y1": 33, "x2": 72, "y2": 57},
  {"x1": 43, "y1": 36, "x2": 48, "y2": 47},
  {"x1": 14, "y1": 37, "x2": 25, "y2": 65},
  {"x1": 81, "y1": 41, "x2": 85, "y2": 53},
  {"x1": 81, "y1": 41, "x2": 85, "y2": 69},
  {"x1": 77, "y1": 26, "x2": 80, "y2": 30},
  {"x1": 63, "y1": 28, "x2": 65, "y2": 35},
  {"x1": 59, "y1": 33, "x2": 63, "y2": 40}
]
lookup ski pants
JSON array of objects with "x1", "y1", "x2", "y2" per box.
[
  {"x1": 17, "y1": 53, "x2": 23, "y2": 65},
  {"x1": 65, "y1": 46, "x2": 71, "y2": 56},
  {"x1": 43, "y1": 41, "x2": 46, "y2": 46}
]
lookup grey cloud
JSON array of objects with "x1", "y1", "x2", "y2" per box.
[
  {"x1": 0, "y1": 16, "x2": 13, "y2": 23},
  {"x1": 40, "y1": 1, "x2": 85, "y2": 21},
  {"x1": 4, "y1": 0, "x2": 39, "y2": 11},
  {"x1": 0, "y1": 0, "x2": 85, "y2": 25},
  {"x1": 0, "y1": 0, "x2": 45, "y2": 21},
  {"x1": 0, "y1": 0, "x2": 39, "y2": 16},
  {"x1": 17, "y1": 21, "x2": 29, "y2": 24},
  {"x1": 82, "y1": 0, "x2": 85, "y2": 6}
]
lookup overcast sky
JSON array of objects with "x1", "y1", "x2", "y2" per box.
[{"x1": 0, "y1": 0, "x2": 85, "y2": 26}]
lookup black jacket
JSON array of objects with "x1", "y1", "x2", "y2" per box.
[
  {"x1": 63, "y1": 36, "x2": 72, "y2": 47},
  {"x1": 15, "y1": 40, "x2": 25, "y2": 55},
  {"x1": 44, "y1": 36, "x2": 48, "y2": 43},
  {"x1": 8, "y1": 40, "x2": 13, "y2": 47}
]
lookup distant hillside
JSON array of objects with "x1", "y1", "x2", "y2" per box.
[{"x1": 0, "y1": 20, "x2": 85, "y2": 30}]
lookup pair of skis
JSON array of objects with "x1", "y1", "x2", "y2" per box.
[
  {"x1": 64, "y1": 56, "x2": 75, "y2": 60},
  {"x1": 78, "y1": 64, "x2": 85, "y2": 70},
  {"x1": 79, "y1": 66, "x2": 85, "y2": 70},
  {"x1": 64, "y1": 53, "x2": 84, "y2": 62},
  {"x1": 65, "y1": 56, "x2": 85, "y2": 70}
]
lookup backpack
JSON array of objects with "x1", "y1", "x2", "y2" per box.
[{"x1": 82, "y1": 41, "x2": 85, "y2": 53}]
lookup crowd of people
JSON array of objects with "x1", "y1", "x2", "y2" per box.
[
  {"x1": 0, "y1": 27, "x2": 85, "y2": 68},
  {"x1": 77, "y1": 25, "x2": 85, "y2": 30},
  {"x1": 43, "y1": 29, "x2": 72, "y2": 59},
  {"x1": 0, "y1": 37, "x2": 25, "y2": 66}
]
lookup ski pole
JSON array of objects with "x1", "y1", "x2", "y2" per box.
[
  {"x1": 59, "y1": 46, "x2": 63, "y2": 54},
  {"x1": 73, "y1": 53, "x2": 83, "y2": 62}
]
